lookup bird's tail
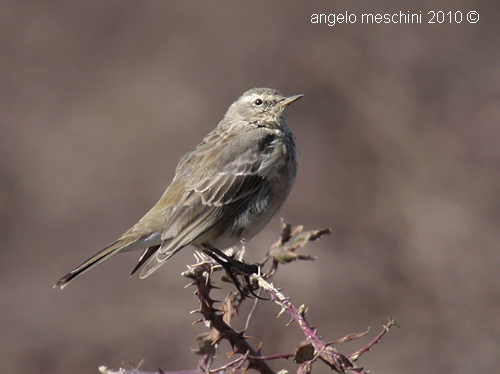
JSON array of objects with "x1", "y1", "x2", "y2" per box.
[{"x1": 54, "y1": 237, "x2": 135, "y2": 289}]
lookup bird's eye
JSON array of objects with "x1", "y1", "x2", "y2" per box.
[{"x1": 254, "y1": 99, "x2": 263, "y2": 106}]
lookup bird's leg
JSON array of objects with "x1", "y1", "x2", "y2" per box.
[
  {"x1": 201, "y1": 243, "x2": 259, "y2": 274},
  {"x1": 201, "y1": 243, "x2": 261, "y2": 298}
]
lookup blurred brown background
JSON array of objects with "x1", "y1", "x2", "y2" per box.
[{"x1": 1, "y1": 1, "x2": 499, "y2": 373}]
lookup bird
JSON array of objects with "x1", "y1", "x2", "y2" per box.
[{"x1": 55, "y1": 87, "x2": 302, "y2": 289}]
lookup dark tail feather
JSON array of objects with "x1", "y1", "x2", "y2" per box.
[
  {"x1": 130, "y1": 245, "x2": 160, "y2": 276},
  {"x1": 54, "y1": 240, "x2": 124, "y2": 289}
]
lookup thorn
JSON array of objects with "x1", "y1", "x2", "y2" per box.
[
  {"x1": 212, "y1": 336, "x2": 222, "y2": 346},
  {"x1": 236, "y1": 330, "x2": 253, "y2": 341},
  {"x1": 286, "y1": 318, "x2": 295, "y2": 327},
  {"x1": 256, "y1": 342, "x2": 263, "y2": 354},
  {"x1": 277, "y1": 306, "x2": 286, "y2": 318},
  {"x1": 184, "y1": 282, "x2": 196, "y2": 289},
  {"x1": 193, "y1": 251, "x2": 203, "y2": 262},
  {"x1": 192, "y1": 319, "x2": 204, "y2": 325},
  {"x1": 351, "y1": 366, "x2": 364, "y2": 373}
]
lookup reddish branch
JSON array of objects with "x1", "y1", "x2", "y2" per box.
[
  {"x1": 184, "y1": 261, "x2": 274, "y2": 374},
  {"x1": 98, "y1": 222, "x2": 396, "y2": 374}
]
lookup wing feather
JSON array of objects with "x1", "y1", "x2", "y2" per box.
[{"x1": 138, "y1": 127, "x2": 276, "y2": 277}]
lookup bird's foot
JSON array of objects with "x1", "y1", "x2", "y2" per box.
[{"x1": 201, "y1": 244, "x2": 263, "y2": 299}]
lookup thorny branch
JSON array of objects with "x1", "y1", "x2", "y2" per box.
[{"x1": 99, "y1": 220, "x2": 396, "y2": 374}]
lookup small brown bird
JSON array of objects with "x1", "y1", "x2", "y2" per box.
[{"x1": 55, "y1": 87, "x2": 302, "y2": 289}]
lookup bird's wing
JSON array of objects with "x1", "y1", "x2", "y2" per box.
[{"x1": 138, "y1": 128, "x2": 275, "y2": 278}]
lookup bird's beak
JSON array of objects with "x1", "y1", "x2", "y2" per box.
[{"x1": 280, "y1": 94, "x2": 304, "y2": 107}]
